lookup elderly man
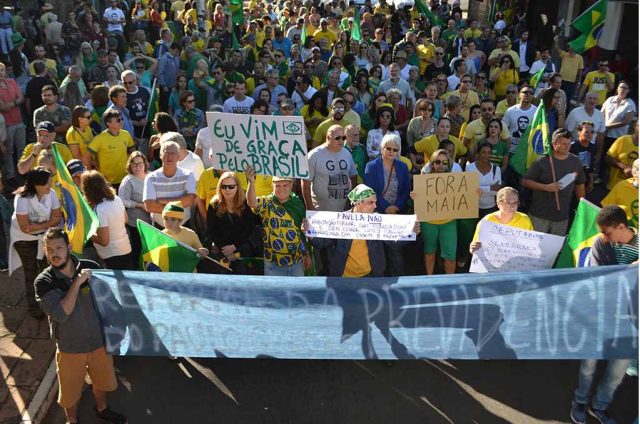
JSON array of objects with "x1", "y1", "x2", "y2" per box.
[
  {"x1": 103, "y1": 85, "x2": 134, "y2": 136},
  {"x1": 303, "y1": 124, "x2": 358, "y2": 212},
  {"x1": 33, "y1": 85, "x2": 71, "y2": 143},
  {"x1": 59, "y1": 65, "x2": 89, "y2": 102},
  {"x1": 522, "y1": 128, "x2": 586, "y2": 236},
  {"x1": 143, "y1": 141, "x2": 197, "y2": 227},
  {"x1": 160, "y1": 131, "x2": 204, "y2": 181},
  {"x1": 17, "y1": 121, "x2": 73, "y2": 175},
  {"x1": 377, "y1": 63, "x2": 413, "y2": 110},
  {"x1": 245, "y1": 166, "x2": 310, "y2": 276},
  {"x1": 252, "y1": 69, "x2": 287, "y2": 108}
]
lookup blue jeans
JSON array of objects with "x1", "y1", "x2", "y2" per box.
[
  {"x1": 263, "y1": 261, "x2": 304, "y2": 277},
  {"x1": 574, "y1": 359, "x2": 631, "y2": 410}
]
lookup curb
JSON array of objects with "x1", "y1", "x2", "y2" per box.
[{"x1": 21, "y1": 359, "x2": 58, "y2": 424}]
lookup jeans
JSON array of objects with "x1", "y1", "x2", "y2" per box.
[
  {"x1": 13, "y1": 240, "x2": 47, "y2": 310},
  {"x1": 263, "y1": 260, "x2": 304, "y2": 277},
  {"x1": 574, "y1": 359, "x2": 631, "y2": 410},
  {"x1": 1, "y1": 124, "x2": 26, "y2": 180},
  {"x1": 0, "y1": 27, "x2": 12, "y2": 55}
]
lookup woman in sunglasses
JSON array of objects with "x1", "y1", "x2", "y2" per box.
[
  {"x1": 207, "y1": 171, "x2": 261, "y2": 274},
  {"x1": 490, "y1": 54, "x2": 519, "y2": 100}
]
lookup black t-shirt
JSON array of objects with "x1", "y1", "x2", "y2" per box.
[
  {"x1": 126, "y1": 86, "x2": 151, "y2": 136},
  {"x1": 25, "y1": 76, "x2": 55, "y2": 112},
  {"x1": 424, "y1": 63, "x2": 451, "y2": 82}
]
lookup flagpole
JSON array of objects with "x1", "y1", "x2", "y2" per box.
[{"x1": 549, "y1": 156, "x2": 561, "y2": 211}]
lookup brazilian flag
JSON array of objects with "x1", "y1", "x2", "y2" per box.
[
  {"x1": 511, "y1": 102, "x2": 551, "y2": 175},
  {"x1": 568, "y1": 0, "x2": 607, "y2": 53},
  {"x1": 555, "y1": 199, "x2": 601, "y2": 268},
  {"x1": 529, "y1": 67, "x2": 546, "y2": 89},
  {"x1": 52, "y1": 145, "x2": 99, "y2": 255},
  {"x1": 137, "y1": 220, "x2": 200, "y2": 272},
  {"x1": 414, "y1": 0, "x2": 441, "y2": 26},
  {"x1": 351, "y1": 9, "x2": 362, "y2": 42}
]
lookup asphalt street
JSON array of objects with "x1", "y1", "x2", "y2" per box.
[{"x1": 43, "y1": 357, "x2": 638, "y2": 423}]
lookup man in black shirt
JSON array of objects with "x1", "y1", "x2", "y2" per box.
[
  {"x1": 25, "y1": 61, "x2": 55, "y2": 117},
  {"x1": 424, "y1": 47, "x2": 450, "y2": 82},
  {"x1": 35, "y1": 228, "x2": 126, "y2": 424}
]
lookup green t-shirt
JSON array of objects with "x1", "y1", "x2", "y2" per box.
[
  {"x1": 345, "y1": 143, "x2": 368, "y2": 181},
  {"x1": 478, "y1": 139, "x2": 510, "y2": 167}
]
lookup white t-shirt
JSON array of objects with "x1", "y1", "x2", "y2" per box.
[
  {"x1": 222, "y1": 96, "x2": 255, "y2": 114},
  {"x1": 103, "y1": 7, "x2": 125, "y2": 33},
  {"x1": 529, "y1": 60, "x2": 556, "y2": 96},
  {"x1": 178, "y1": 151, "x2": 205, "y2": 181},
  {"x1": 502, "y1": 104, "x2": 538, "y2": 152},
  {"x1": 94, "y1": 196, "x2": 131, "y2": 259},
  {"x1": 291, "y1": 86, "x2": 317, "y2": 112},
  {"x1": 466, "y1": 162, "x2": 502, "y2": 209},
  {"x1": 565, "y1": 106, "x2": 606, "y2": 142},
  {"x1": 12, "y1": 189, "x2": 60, "y2": 234},
  {"x1": 195, "y1": 127, "x2": 214, "y2": 169},
  {"x1": 602, "y1": 96, "x2": 637, "y2": 139}
]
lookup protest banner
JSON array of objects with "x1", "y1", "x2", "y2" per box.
[
  {"x1": 305, "y1": 211, "x2": 417, "y2": 241},
  {"x1": 206, "y1": 112, "x2": 309, "y2": 179},
  {"x1": 91, "y1": 266, "x2": 638, "y2": 360},
  {"x1": 470, "y1": 221, "x2": 565, "y2": 273},
  {"x1": 413, "y1": 172, "x2": 480, "y2": 221}
]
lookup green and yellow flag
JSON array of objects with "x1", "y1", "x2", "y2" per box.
[
  {"x1": 555, "y1": 199, "x2": 601, "y2": 268},
  {"x1": 137, "y1": 220, "x2": 201, "y2": 272},
  {"x1": 351, "y1": 9, "x2": 362, "y2": 42},
  {"x1": 529, "y1": 67, "x2": 546, "y2": 88},
  {"x1": 568, "y1": 0, "x2": 607, "y2": 53},
  {"x1": 52, "y1": 145, "x2": 99, "y2": 255},
  {"x1": 511, "y1": 102, "x2": 551, "y2": 175}
]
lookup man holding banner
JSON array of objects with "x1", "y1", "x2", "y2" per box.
[{"x1": 522, "y1": 128, "x2": 586, "y2": 236}]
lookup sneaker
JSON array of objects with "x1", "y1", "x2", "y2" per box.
[
  {"x1": 94, "y1": 406, "x2": 127, "y2": 424},
  {"x1": 570, "y1": 401, "x2": 587, "y2": 424},
  {"x1": 588, "y1": 407, "x2": 617, "y2": 424}
]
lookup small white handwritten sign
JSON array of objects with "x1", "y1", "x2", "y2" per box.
[
  {"x1": 470, "y1": 221, "x2": 565, "y2": 273},
  {"x1": 306, "y1": 211, "x2": 417, "y2": 241}
]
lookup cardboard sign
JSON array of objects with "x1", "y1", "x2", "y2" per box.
[
  {"x1": 306, "y1": 211, "x2": 417, "y2": 241},
  {"x1": 470, "y1": 221, "x2": 565, "y2": 273},
  {"x1": 206, "y1": 112, "x2": 309, "y2": 178},
  {"x1": 413, "y1": 172, "x2": 480, "y2": 221}
]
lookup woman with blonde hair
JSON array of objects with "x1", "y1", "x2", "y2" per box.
[
  {"x1": 82, "y1": 170, "x2": 132, "y2": 270},
  {"x1": 206, "y1": 171, "x2": 261, "y2": 274}
]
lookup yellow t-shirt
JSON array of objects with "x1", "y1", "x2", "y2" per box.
[
  {"x1": 197, "y1": 169, "x2": 273, "y2": 207},
  {"x1": 313, "y1": 118, "x2": 349, "y2": 147},
  {"x1": 601, "y1": 179, "x2": 639, "y2": 228},
  {"x1": 495, "y1": 99, "x2": 515, "y2": 118},
  {"x1": 416, "y1": 42, "x2": 435, "y2": 74},
  {"x1": 29, "y1": 58, "x2": 57, "y2": 77},
  {"x1": 87, "y1": 130, "x2": 134, "y2": 184},
  {"x1": 313, "y1": 29, "x2": 337, "y2": 46},
  {"x1": 464, "y1": 28, "x2": 481, "y2": 40},
  {"x1": 462, "y1": 118, "x2": 511, "y2": 149},
  {"x1": 606, "y1": 135, "x2": 639, "y2": 190},
  {"x1": 488, "y1": 49, "x2": 520, "y2": 68},
  {"x1": 583, "y1": 70, "x2": 615, "y2": 106},
  {"x1": 342, "y1": 239, "x2": 371, "y2": 277},
  {"x1": 20, "y1": 142, "x2": 73, "y2": 170},
  {"x1": 472, "y1": 211, "x2": 534, "y2": 242},
  {"x1": 490, "y1": 66, "x2": 520, "y2": 98},
  {"x1": 558, "y1": 50, "x2": 584, "y2": 83},
  {"x1": 66, "y1": 126, "x2": 94, "y2": 158},
  {"x1": 451, "y1": 89, "x2": 480, "y2": 122},
  {"x1": 414, "y1": 134, "x2": 467, "y2": 160}
]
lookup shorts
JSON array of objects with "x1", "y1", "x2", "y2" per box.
[
  {"x1": 56, "y1": 346, "x2": 118, "y2": 408},
  {"x1": 420, "y1": 220, "x2": 457, "y2": 260}
]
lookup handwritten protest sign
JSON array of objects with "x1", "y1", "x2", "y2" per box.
[
  {"x1": 470, "y1": 221, "x2": 565, "y2": 273},
  {"x1": 413, "y1": 172, "x2": 479, "y2": 221},
  {"x1": 206, "y1": 112, "x2": 309, "y2": 178},
  {"x1": 306, "y1": 211, "x2": 417, "y2": 241}
]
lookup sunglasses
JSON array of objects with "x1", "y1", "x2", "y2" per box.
[
  {"x1": 507, "y1": 90, "x2": 517, "y2": 94},
  {"x1": 281, "y1": 106, "x2": 293, "y2": 111},
  {"x1": 384, "y1": 147, "x2": 399, "y2": 152},
  {"x1": 132, "y1": 161, "x2": 145, "y2": 166},
  {"x1": 333, "y1": 107, "x2": 345, "y2": 112},
  {"x1": 332, "y1": 135, "x2": 346, "y2": 141},
  {"x1": 433, "y1": 160, "x2": 449, "y2": 165},
  {"x1": 274, "y1": 54, "x2": 283, "y2": 58},
  {"x1": 220, "y1": 184, "x2": 237, "y2": 190},
  {"x1": 461, "y1": 80, "x2": 471, "y2": 83},
  {"x1": 435, "y1": 52, "x2": 444, "y2": 55},
  {"x1": 82, "y1": 114, "x2": 92, "y2": 119},
  {"x1": 520, "y1": 90, "x2": 533, "y2": 95},
  {"x1": 123, "y1": 80, "x2": 136, "y2": 85},
  {"x1": 421, "y1": 107, "x2": 433, "y2": 112},
  {"x1": 109, "y1": 118, "x2": 122, "y2": 123}
]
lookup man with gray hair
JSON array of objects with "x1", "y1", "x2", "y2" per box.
[
  {"x1": 160, "y1": 132, "x2": 205, "y2": 181},
  {"x1": 59, "y1": 65, "x2": 89, "y2": 102},
  {"x1": 252, "y1": 69, "x2": 287, "y2": 108},
  {"x1": 143, "y1": 141, "x2": 197, "y2": 227},
  {"x1": 121, "y1": 69, "x2": 151, "y2": 153}
]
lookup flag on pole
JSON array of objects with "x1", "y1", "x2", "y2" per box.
[
  {"x1": 414, "y1": 0, "x2": 441, "y2": 26},
  {"x1": 568, "y1": 0, "x2": 608, "y2": 53},
  {"x1": 510, "y1": 102, "x2": 552, "y2": 175},
  {"x1": 351, "y1": 9, "x2": 362, "y2": 42},
  {"x1": 301, "y1": 23, "x2": 307, "y2": 44},
  {"x1": 555, "y1": 199, "x2": 601, "y2": 268},
  {"x1": 52, "y1": 145, "x2": 99, "y2": 255},
  {"x1": 137, "y1": 220, "x2": 201, "y2": 272},
  {"x1": 529, "y1": 67, "x2": 546, "y2": 88},
  {"x1": 229, "y1": 0, "x2": 244, "y2": 26}
]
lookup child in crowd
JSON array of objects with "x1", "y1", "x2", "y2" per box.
[{"x1": 161, "y1": 201, "x2": 209, "y2": 268}]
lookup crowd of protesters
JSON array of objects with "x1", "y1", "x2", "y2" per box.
[{"x1": 0, "y1": 0, "x2": 637, "y2": 423}]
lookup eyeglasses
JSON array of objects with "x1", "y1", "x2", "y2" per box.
[
  {"x1": 132, "y1": 161, "x2": 145, "y2": 166},
  {"x1": 520, "y1": 90, "x2": 533, "y2": 95},
  {"x1": 435, "y1": 52, "x2": 444, "y2": 55},
  {"x1": 500, "y1": 200, "x2": 518, "y2": 206},
  {"x1": 220, "y1": 184, "x2": 236, "y2": 190},
  {"x1": 123, "y1": 80, "x2": 136, "y2": 85},
  {"x1": 461, "y1": 80, "x2": 471, "y2": 83},
  {"x1": 507, "y1": 90, "x2": 517, "y2": 94},
  {"x1": 332, "y1": 135, "x2": 346, "y2": 141},
  {"x1": 82, "y1": 114, "x2": 92, "y2": 119},
  {"x1": 333, "y1": 107, "x2": 345, "y2": 112},
  {"x1": 281, "y1": 106, "x2": 293, "y2": 111},
  {"x1": 384, "y1": 147, "x2": 399, "y2": 152},
  {"x1": 421, "y1": 107, "x2": 433, "y2": 112},
  {"x1": 274, "y1": 54, "x2": 283, "y2": 58},
  {"x1": 346, "y1": 133, "x2": 359, "y2": 137},
  {"x1": 433, "y1": 160, "x2": 449, "y2": 165}
]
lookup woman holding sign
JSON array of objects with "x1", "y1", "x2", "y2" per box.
[
  {"x1": 469, "y1": 187, "x2": 533, "y2": 254},
  {"x1": 411, "y1": 149, "x2": 458, "y2": 275}
]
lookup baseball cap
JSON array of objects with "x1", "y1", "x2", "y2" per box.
[
  {"x1": 36, "y1": 121, "x2": 55, "y2": 133},
  {"x1": 66, "y1": 159, "x2": 86, "y2": 177},
  {"x1": 280, "y1": 98, "x2": 294, "y2": 108},
  {"x1": 320, "y1": 18, "x2": 327, "y2": 24}
]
